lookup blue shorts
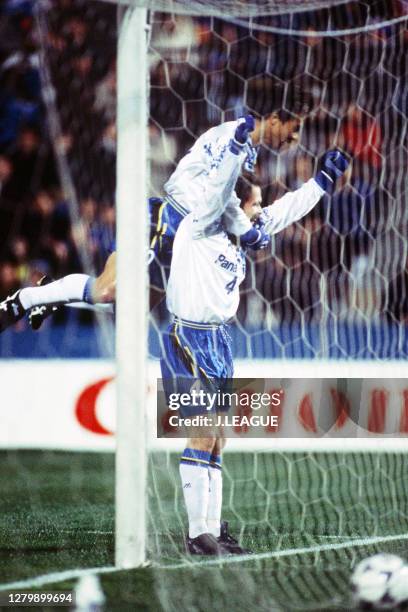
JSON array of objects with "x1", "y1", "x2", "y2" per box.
[
  {"x1": 111, "y1": 195, "x2": 185, "y2": 257},
  {"x1": 160, "y1": 318, "x2": 234, "y2": 416},
  {"x1": 149, "y1": 197, "x2": 187, "y2": 290},
  {"x1": 109, "y1": 197, "x2": 164, "y2": 254}
]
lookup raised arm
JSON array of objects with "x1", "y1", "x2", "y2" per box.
[
  {"x1": 192, "y1": 117, "x2": 256, "y2": 235},
  {"x1": 262, "y1": 150, "x2": 349, "y2": 235},
  {"x1": 261, "y1": 179, "x2": 324, "y2": 235}
]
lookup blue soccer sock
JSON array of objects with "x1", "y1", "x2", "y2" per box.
[
  {"x1": 82, "y1": 277, "x2": 96, "y2": 304},
  {"x1": 207, "y1": 454, "x2": 222, "y2": 538},
  {"x1": 179, "y1": 448, "x2": 211, "y2": 539}
]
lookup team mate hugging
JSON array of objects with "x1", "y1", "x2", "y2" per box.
[
  {"x1": 0, "y1": 87, "x2": 312, "y2": 332},
  {"x1": 161, "y1": 124, "x2": 349, "y2": 556},
  {"x1": 150, "y1": 84, "x2": 315, "y2": 276}
]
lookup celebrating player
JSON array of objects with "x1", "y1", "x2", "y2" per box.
[
  {"x1": 0, "y1": 89, "x2": 311, "y2": 331},
  {"x1": 0, "y1": 116, "x2": 260, "y2": 331},
  {"x1": 161, "y1": 138, "x2": 349, "y2": 555},
  {"x1": 149, "y1": 85, "x2": 313, "y2": 276}
]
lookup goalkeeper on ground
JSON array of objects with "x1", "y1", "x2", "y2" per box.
[{"x1": 160, "y1": 121, "x2": 349, "y2": 556}]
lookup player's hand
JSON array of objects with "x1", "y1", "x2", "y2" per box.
[
  {"x1": 240, "y1": 223, "x2": 270, "y2": 251},
  {"x1": 315, "y1": 149, "x2": 349, "y2": 193},
  {"x1": 230, "y1": 115, "x2": 255, "y2": 154},
  {"x1": 243, "y1": 145, "x2": 258, "y2": 173}
]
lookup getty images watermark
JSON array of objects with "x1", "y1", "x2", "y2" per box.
[
  {"x1": 157, "y1": 379, "x2": 282, "y2": 437},
  {"x1": 166, "y1": 387, "x2": 282, "y2": 429},
  {"x1": 156, "y1": 378, "x2": 408, "y2": 438}
]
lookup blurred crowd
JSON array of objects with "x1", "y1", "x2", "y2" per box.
[
  {"x1": 0, "y1": 0, "x2": 116, "y2": 301},
  {"x1": 0, "y1": 0, "x2": 407, "y2": 337}
]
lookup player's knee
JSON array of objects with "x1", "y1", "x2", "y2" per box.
[{"x1": 187, "y1": 437, "x2": 215, "y2": 453}]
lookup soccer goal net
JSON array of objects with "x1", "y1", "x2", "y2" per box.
[
  {"x1": 2, "y1": 0, "x2": 407, "y2": 608},
  {"x1": 33, "y1": 0, "x2": 408, "y2": 363}
]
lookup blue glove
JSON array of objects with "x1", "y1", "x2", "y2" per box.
[
  {"x1": 240, "y1": 223, "x2": 270, "y2": 251},
  {"x1": 230, "y1": 115, "x2": 255, "y2": 155},
  {"x1": 243, "y1": 145, "x2": 258, "y2": 173},
  {"x1": 315, "y1": 149, "x2": 349, "y2": 193}
]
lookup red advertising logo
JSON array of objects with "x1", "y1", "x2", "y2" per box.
[{"x1": 75, "y1": 378, "x2": 114, "y2": 435}]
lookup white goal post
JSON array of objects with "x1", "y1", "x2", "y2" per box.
[
  {"x1": 109, "y1": 0, "x2": 408, "y2": 570},
  {"x1": 115, "y1": 5, "x2": 148, "y2": 568}
]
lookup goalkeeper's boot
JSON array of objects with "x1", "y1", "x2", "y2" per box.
[
  {"x1": 217, "y1": 521, "x2": 252, "y2": 555},
  {"x1": 29, "y1": 275, "x2": 59, "y2": 331},
  {"x1": 0, "y1": 290, "x2": 25, "y2": 332},
  {"x1": 186, "y1": 533, "x2": 230, "y2": 556}
]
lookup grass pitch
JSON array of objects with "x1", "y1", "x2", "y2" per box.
[{"x1": 1, "y1": 450, "x2": 408, "y2": 611}]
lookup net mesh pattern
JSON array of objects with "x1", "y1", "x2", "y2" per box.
[{"x1": 107, "y1": 0, "x2": 351, "y2": 18}]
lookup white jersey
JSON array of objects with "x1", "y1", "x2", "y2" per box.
[
  {"x1": 164, "y1": 121, "x2": 253, "y2": 236},
  {"x1": 261, "y1": 178, "x2": 325, "y2": 235},
  {"x1": 167, "y1": 178, "x2": 325, "y2": 325},
  {"x1": 167, "y1": 214, "x2": 246, "y2": 325}
]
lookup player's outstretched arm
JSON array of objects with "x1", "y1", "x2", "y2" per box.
[{"x1": 262, "y1": 148, "x2": 349, "y2": 236}]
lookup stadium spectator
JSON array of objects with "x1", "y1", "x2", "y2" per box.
[{"x1": 338, "y1": 104, "x2": 382, "y2": 170}]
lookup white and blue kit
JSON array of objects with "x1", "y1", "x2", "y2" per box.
[
  {"x1": 160, "y1": 177, "x2": 325, "y2": 411},
  {"x1": 150, "y1": 120, "x2": 255, "y2": 287},
  {"x1": 160, "y1": 215, "x2": 246, "y2": 412},
  {"x1": 259, "y1": 178, "x2": 324, "y2": 234},
  {"x1": 163, "y1": 120, "x2": 255, "y2": 236},
  {"x1": 163, "y1": 146, "x2": 345, "y2": 545}
]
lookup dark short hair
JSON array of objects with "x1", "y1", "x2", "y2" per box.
[
  {"x1": 246, "y1": 78, "x2": 315, "y2": 122},
  {"x1": 236, "y1": 174, "x2": 261, "y2": 208},
  {"x1": 279, "y1": 83, "x2": 315, "y2": 122}
]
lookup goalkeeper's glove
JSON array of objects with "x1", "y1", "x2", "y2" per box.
[
  {"x1": 240, "y1": 222, "x2": 270, "y2": 251},
  {"x1": 229, "y1": 115, "x2": 255, "y2": 154},
  {"x1": 315, "y1": 149, "x2": 349, "y2": 194},
  {"x1": 243, "y1": 145, "x2": 258, "y2": 173}
]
